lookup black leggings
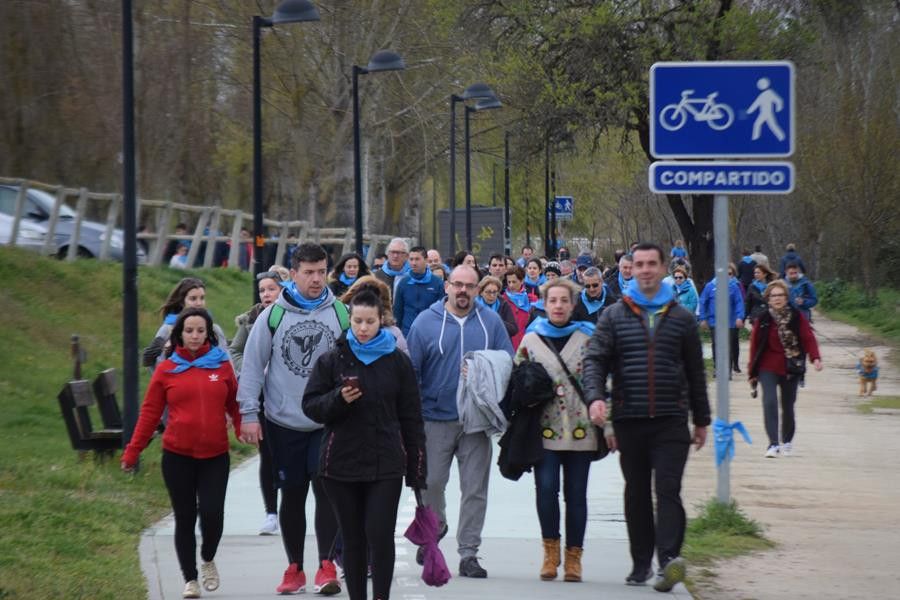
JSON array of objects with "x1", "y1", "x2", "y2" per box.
[
  {"x1": 280, "y1": 478, "x2": 338, "y2": 569},
  {"x1": 258, "y1": 414, "x2": 277, "y2": 514},
  {"x1": 161, "y1": 450, "x2": 230, "y2": 582},
  {"x1": 322, "y1": 478, "x2": 403, "y2": 600}
]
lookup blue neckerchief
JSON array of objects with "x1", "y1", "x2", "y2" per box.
[
  {"x1": 475, "y1": 296, "x2": 500, "y2": 312},
  {"x1": 339, "y1": 273, "x2": 357, "y2": 287},
  {"x1": 163, "y1": 312, "x2": 179, "y2": 326},
  {"x1": 407, "y1": 268, "x2": 433, "y2": 285},
  {"x1": 166, "y1": 345, "x2": 229, "y2": 374},
  {"x1": 347, "y1": 328, "x2": 396, "y2": 365},
  {"x1": 526, "y1": 316, "x2": 595, "y2": 338},
  {"x1": 524, "y1": 273, "x2": 546, "y2": 288},
  {"x1": 381, "y1": 261, "x2": 410, "y2": 278},
  {"x1": 624, "y1": 279, "x2": 675, "y2": 310},
  {"x1": 532, "y1": 298, "x2": 545, "y2": 312},
  {"x1": 505, "y1": 289, "x2": 530, "y2": 311},
  {"x1": 580, "y1": 287, "x2": 606, "y2": 315},
  {"x1": 714, "y1": 418, "x2": 752, "y2": 467},
  {"x1": 618, "y1": 271, "x2": 632, "y2": 292},
  {"x1": 741, "y1": 255, "x2": 754, "y2": 264},
  {"x1": 674, "y1": 280, "x2": 692, "y2": 295},
  {"x1": 751, "y1": 280, "x2": 767, "y2": 293},
  {"x1": 281, "y1": 281, "x2": 328, "y2": 311}
]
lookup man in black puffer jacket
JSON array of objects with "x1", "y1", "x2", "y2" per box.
[{"x1": 582, "y1": 242, "x2": 710, "y2": 593}]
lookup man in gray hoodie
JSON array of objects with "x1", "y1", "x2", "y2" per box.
[
  {"x1": 238, "y1": 243, "x2": 346, "y2": 596},
  {"x1": 407, "y1": 265, "x2": 514, "y2": 579}
]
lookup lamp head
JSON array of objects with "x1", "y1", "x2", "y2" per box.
[
  {"x1": 366, "y1": 50, "x2": 406, "y2": 73},
  {"x1": 271, "y1": 0, "x2": 320, "y2": 24},
  {"x1": 475, "y1": 96, "x2": 502, "y2": 110},
  {"x1": 461, "y1": 82, "x2": 495, "y2": 100}
]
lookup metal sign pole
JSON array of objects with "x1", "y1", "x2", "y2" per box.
[{"x1": 714, "y1": 193, "x2": 730, "y2": 503}]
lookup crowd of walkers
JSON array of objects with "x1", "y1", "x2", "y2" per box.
[{"x1": 122, "y1": 237, "x2": 822, "y2": 599}]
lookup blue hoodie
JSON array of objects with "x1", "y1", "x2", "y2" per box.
[
  {"x1": 393, "y1": 272, "x2": 445, "y2": 336},
  {"x1": 787, "y1": 275, "x2": 818, "y2": 321},
  {"x1": 407, "y1": 299, "x2": 514, "y2": 421},
  {"x1": 698, "y1": 277, "x2": 745, "y2": 328}
]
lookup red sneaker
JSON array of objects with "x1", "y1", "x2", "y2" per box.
[
  {"x1": 314, "y1": 559, "x2": 341, "y2": 595},
  {"x1": 276, "y1": 563, "x2": 306, "y2": 594}
]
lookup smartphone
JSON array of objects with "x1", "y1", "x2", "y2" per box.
[{"x1": 341, "y1": 375, "x2": 361, "y2": 391}]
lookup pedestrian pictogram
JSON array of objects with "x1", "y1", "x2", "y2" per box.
[{"x1": 747, "y1": 78, "x2": 786, "y2": 142}]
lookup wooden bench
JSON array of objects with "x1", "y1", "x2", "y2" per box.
[
  {"x1": 92, "y1": 368, "x2": 123, "y2": 430},
  {"x1": 57, "y1": 379, "x2": 123, "y2": 458}
]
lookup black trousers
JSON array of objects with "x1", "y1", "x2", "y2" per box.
[
  {"x1": 258, "y1": 413, "x2": 277, "y2": 514},
  {"x1": 322, "y1": 478, "x2": 403, "y2": 600},
  {"x1": 614, "y1": 418, "x2": 691, "y2": 570},
  {"x1": 710, "y1": 327, "x2": 741, "y2": 370},
  {"x1": 161, "y1": 450, "x2": 230, "y2": 582}
]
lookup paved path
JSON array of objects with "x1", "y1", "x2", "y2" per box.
[{"x1": 140, "y1": 443, "x2": 692, "y2": 599}]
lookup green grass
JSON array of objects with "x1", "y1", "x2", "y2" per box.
[
  {"x1": 682, "y1": 499, "x2": 774, "y2": 592},
  {"x1": 856, "y1": 395, "x2": 900, "y2": 414},
  {"x1": 0, "y1": 246, "x2": 255, "y2": 599},
  {"x1": 818, "y1": 280, "x2": 900, "y2": 347}
]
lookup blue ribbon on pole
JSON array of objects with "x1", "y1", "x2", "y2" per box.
[{"x1": 714, "y1": 418, "x2": 752, "y2": 467}]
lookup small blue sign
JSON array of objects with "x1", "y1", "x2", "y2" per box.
[
  {"x1": 650, "y1": 61, "x2": 794, "y2": 158},
  {"x1": 649, "y1": 161, "x2": 794, "y2": 195},
  {"x1": 552, "y1": 196, "x2": 573, "y2": 221}
]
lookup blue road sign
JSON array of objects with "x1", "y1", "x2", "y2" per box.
[
  {"x1": 649, "y1": 161, "x2": 794, "y2": 194},
  {"x1": 650, "y1": 61, "x2": 794, "y2": 158},
  {"x1": 552, "y1": 196, "x2": 573, "y2": 221}
]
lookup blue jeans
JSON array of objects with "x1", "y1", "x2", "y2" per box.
[{"x1": 533, "y1": 449, "x2": 593, "y2": 548}]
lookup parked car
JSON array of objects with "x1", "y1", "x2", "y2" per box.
[
  {"x1": 0, "y1": 185, "x2": 145, "y2": 262},
  {"x1": 0, "y1": 212, "x2": 56, "y2": 254}
]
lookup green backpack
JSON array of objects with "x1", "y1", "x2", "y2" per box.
[{"x1": 267, "y1": 301, "x2": 350, "y2": 337}]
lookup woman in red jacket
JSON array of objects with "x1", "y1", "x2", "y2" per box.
[
  {"x1": 748, "y1": 281, "x2": 822, "y2": 459},
  {"x1": 503, "y1": 266, "x2": 533, "y2": 350},
  {"x1": 122, "y1": 308, "x2": 241, "y2": 599}
]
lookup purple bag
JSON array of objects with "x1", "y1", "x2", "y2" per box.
[{"x1": 403, "y1": 490, "x2": 451, "y2": 587}]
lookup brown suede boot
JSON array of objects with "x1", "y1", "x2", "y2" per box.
[
  {"x1": 540, "y1": 538, "x2": 561, "y2": 580},
  {"x1": 563, "y1": 546, "x2": 583, "y2": 582}
]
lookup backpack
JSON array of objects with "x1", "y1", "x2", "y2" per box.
[{"x1": 267, "y1": 301, "x2": 350, "y2": 337}]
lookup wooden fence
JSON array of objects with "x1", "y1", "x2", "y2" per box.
[{"x1": 0, "y1": 177, "x2": 413, "y2": 267}]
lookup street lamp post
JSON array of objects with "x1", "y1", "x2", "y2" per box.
[
  {"x1": 352, "y1": 50, "x2": 405, "y2": 257},
  {"x1": 504, "y1": 131, "x2": 511, "y2": 256},
  {"x1": 253, "y1": 0, "x2": 319, "y2": 303},
  {"x1": 463, "y1": 96, "x2": 502, "y2": 251}
]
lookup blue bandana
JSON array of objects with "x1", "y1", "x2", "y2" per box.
[
  {"x1": 674, "y1": 280, "x2": 693, "y2": 295},
  {"x1": 475, "y1": 296, "x2": 500, "y2": 312},
  {"x1": 741, "y1": 255, "x2": 754, "y2": 264},
  {"x1": 381, "y1": 261, "x2": 410, "y2": 278},
  {"x1": 407, "y1": 268, "x2": 433, "y2": 285},
  {"x1": 339, "y1": 273, "x2": 357, "y2": 287},
  {"x1": 624, "y1": 279, "x2": 675, "y2": 311},
  {"x1": 524, "y1": 273, "x2": 546, "y2": 288},
  {"x1": 163, "y1": 312, "x2": 179, "y2": 326},
  {"x1": 526, "y1": 316, "x2": 595, "y2": 338},
  {"x1": 618, "y1": 271, "x2": 632, "y2": 293},
  {"x1": 580, "y1": 287, "x2": 606, "y2": 315},
  {"x1": 505, "y1": 289, "x2": 531, "y2": 311},
  {"x1": 751, "y1": 279, "x2": 767, "y2": 293},
  {"x1": 532, "y1": 298, "x2": 545, "y2": 312},
  {"x1": 281, "y1": 281, "x2": 328, "y2": 311},
  {"x1": 347, "y1": 328, "x2": 397, "y2": 365},
  {"x1": 166, "y1": 345, "x2": 229, "y2": 374},
  {"x1": 714, "y1": 418, "x2": 752, "y2": 467}
]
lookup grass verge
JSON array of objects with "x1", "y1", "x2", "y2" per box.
[
  {"x1": 818, "y1": 280, "x2": 900, "y2": 349},
  {"x1": 0, "y1": 247, "x2": 255, "y2": 599},
  {"x1": 856, "y1": 395, "x2": 900, "y2": 414}
]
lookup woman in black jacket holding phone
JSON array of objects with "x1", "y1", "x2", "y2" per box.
[{"x1": 303, "y1": 289, "x2": 427, "y2": 600}]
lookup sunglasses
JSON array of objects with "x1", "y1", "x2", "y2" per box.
[
  {"x1": 256, "y1": 271, "x2": 280, "y2": 281},
  {"x1": 674, "y1": 276, "x2": 685, "y2": 280},
  {"x1": 584, "y1": 283, "x2": 601, "y2": 289}
]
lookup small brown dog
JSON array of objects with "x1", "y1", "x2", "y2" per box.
[{"x1": 857, "y1": 350, "x2": 879, "y2": 397}]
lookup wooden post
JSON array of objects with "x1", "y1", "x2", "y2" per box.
[
  {"x1": 227, "y1": 212, "x2": 244, "y2": 270},
  {"x1": 203, "y1": 207, "x2": 221, "y2": 268},
  {"x1": 150, "y1": 202, "x2": 172, "y2": 267},
  {"x1": 99, "y1": 194, "x2": 120, "y2": 261},
  {"x1": 185, "y1": 208, "x2": 209, "y2": 269},
  {"x1": 66, "y1": 188, "x2": 89, "y2": 261},
  {"x1": 8, "y1": 181, "x2": 27, "y2": 248},
  {"x1": 274, "y1": 222, "x2": 291, "y2": 268},
  {"x1": 43, "y1": 187, "x2": 66, "y2": 257}
]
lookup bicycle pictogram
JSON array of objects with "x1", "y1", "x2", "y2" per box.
[{"x1": 659, "y1": 90, "x2": 735, "y2": 132}]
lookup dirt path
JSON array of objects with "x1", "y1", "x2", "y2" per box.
[{"x1": 683, "y1": 313, "x2": 900, "y2": 600}]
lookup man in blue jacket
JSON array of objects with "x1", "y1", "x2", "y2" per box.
[
  {"x1": 785, "y1": 262, "x2": 818, "y2": 322},
  {"x1": 407, "y1": 265, "x2": 514, "y2": 579},
  {"x1": 393, "y1": 246, "x2": 445, "y2": 336},
  {"x1": 699, "y1": 264, "x2": 746, "y2": 374},
  {"x1": 778, "y1": 243, "x2": 807, "y2": 278}
]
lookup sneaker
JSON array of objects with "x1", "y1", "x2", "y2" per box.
[
  {"x1": 276, "y1": 563, "x2": 305, "y2": 595},
  {"x1": 259, "y1": 513, "x2": 279, "y2": 536},
  {"x1": 200, "y1": 560, "x2": 219, "y2": 591},
  {"x1": 653, "y1": 556, "x2": 686, "y2": 592},
  {"x1": 765, "y1": 444, "x2": 779, "y2": 458},
  {"x1": 459, "y1": 556, "x2": 488, "y2": 578},
  {"x1": 314, "y1": 560, "x2": 341, "y2": 595},
  {"x1": 416, "y1": 522, "x2": 449, "y2": 565},
  {"x1": 781, "y1": 442, "x2": 793, "y2": 456},
  {"x1": 182, "y1": 580, "x2": 201, "y2": 599},
  {"x1": 625, "y1": 565, "x2": 654, "y2": 586}
]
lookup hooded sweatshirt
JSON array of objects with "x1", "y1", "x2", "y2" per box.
[
  {"x1": 237, "y1": 286, "x2": 345, "y2": 431},
  {"x1": 407, "y1": 299, "x2": 514, "y2": 422}
]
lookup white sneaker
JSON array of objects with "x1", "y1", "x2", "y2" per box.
[
  {"x1": 182, "y1": 580, "x2": 201, "y2": 598},
  {"x1": 781, "y1": 442, "x2": 793, "y2": 456},
  {"x1": 259, "y1": 513, "x2": 279, "y2": 536},
  {"x1": 200, "y1": 560, "x2": 219, "y2": 591},
  {"x1": 765, "y1": 445, "x2": 779, "y2": 458}
]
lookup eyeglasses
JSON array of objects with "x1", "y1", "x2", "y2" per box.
[
  {"x1": 584, "y1": 283, "x2": 601, "y2": 289},
  {"x1": 768, "y1": 292, "x2": 787, "y2": 298},
  {"x1": 673, "y1": 276, "x2": 685, "y2": 281},
  {"x1": 482, "y1": 289, "x2": 499, "y2": 295},
  {"x1": 449, "y1": 281, "x2": 478, "y2": 291}
]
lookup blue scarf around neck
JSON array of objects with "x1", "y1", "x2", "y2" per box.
[
  {"x1": 751, "y1": 279, "x2": 767, "y2": 293},
  {"x1": 407, "y1": 268, "x2": 433, "y2": 285},
  {"x1": 741, "y1": 255, "x2": 754, "y2": 264},
  {"x1": 618, "y1": 271, "x2": 632, "y2": 292},
  {"x1": 674, "y1": 280, "x2": 693, "y2": 295},
  {"x1": 580, "y1": 287, "x2": 607, "y2": 315},
  {"x1": 524, "y1": 273, "x2": 546, "y2": 288},
  {"x1": 166, "y1": 345, "x2": 229, "y2": 374},
  {"x1": 347, "y1": 328, "x2": 397, "y2": 365},
  {"x1": 163, "y1": 312, "x2": 179, "y2": 326},
  {"x1": 526, "y1": 316, "x2": 595, "y2": 338},
  {"x1": 532, "y1": 298, "x2": 545, "y2": 312},
  {"x1": 624, "y1": 279, "x2": 675, "y2": 311},
  {"x1": 381, "y1": 261, "x2": 410, "y2": 278},
  {"x1": 338, "y1": 273, "x2": 357, "y2": 287},
  {"x1": 505, "y1": 289, "x2": 531, "y2": 311},
  {"x1": 475, "y1": 296, "x2": 500, "y2": 312},
  {"x1": 281, "y1": 281, "x2": 328, "y2": 311}
]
